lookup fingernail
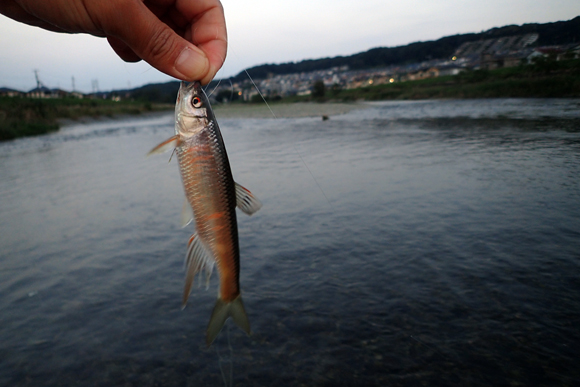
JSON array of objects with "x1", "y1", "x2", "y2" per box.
[{"x1": 175, "y1": 47, "x2": 208, "y2": 80}]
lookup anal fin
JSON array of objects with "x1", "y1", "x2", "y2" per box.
[
  {"x1": 182, "y1": 234, "x2": 215, "y2": 308},
  {"x1": 181, "y1": 198, "x2": 194, "y2": 227}
]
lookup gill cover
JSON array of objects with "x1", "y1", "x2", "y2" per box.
[{"x1": 175, "y1": 81, "x2": 210, "y2": 138}]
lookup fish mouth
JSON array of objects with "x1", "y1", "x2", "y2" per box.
[{"x1": 180, "y1": 81, "x2": 202, "y2": 91}]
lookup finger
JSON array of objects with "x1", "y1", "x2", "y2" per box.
[
  {"x1": 107, "y1": 36, "x2": 141, "y2": 63},
  {"x1": 99, "y1": 1, "x2": 211, "y2": 82},
  {"x1": 196, "y1": 38, "x2": 227, "y2": 85},
  {"x1": 0, "y1": 1, "x2": 69, "y2": 33},
  {"x1": 175, "y1": 0, "x2": 227, "y2": 83}
]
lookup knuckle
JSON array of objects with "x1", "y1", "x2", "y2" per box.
[{"x1": 146, "y1": 27, "x2": 177, "y2": 60}]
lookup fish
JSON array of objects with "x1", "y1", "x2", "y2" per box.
[{"x1": 148, "y1": 81, "x2": 262, "y2": 346}]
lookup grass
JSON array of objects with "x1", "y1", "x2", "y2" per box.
[
  {"x1": 0, "y1": 97, "x2": 172, "y2": 141},
  {"x1": 342, "y1": 74, "x2": 580, "y2": 100}
]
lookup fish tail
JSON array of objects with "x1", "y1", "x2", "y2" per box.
[{"x1": 206, "y1": 295, "x2": 250, "y2": 347}]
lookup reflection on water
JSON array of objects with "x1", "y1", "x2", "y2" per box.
[{"x1": 1, "y1": 99, "x2": 579, "y2": 386}]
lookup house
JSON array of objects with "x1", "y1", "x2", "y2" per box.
[
  {"x1": 480, "y1": 53, "x2": 503, "y2": 70},
  {"x1": 0, "y1": 87, "x2": 23, "y2": 97},
  {"x1": 527, "y1": 46, "x2": 565, "y2": 63},
  {"x1": 27, "y1": 86, "x2": 56, "y2": 98},
  {"x1": 559, "y1": 44, "x2": 580, "y2": 60},
  {"x1": 480, "y1": 51, "x2": 529, "y2": 69},
  {"x1": 437, "y1": 64, "x2": 464, "y2": 76}
]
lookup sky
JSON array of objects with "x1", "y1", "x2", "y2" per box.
[{"x1": 1, "y1": 0, "x2": 579, "y2": 93}]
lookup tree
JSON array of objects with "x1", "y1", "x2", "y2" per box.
[
  {"x1": 330, "y1": 83, "x2": 343, "y2": 96},
  {"x1": 312, "y1": 80, "x2": 326, "y2": 100}
]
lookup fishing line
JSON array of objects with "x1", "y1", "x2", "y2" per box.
[
  {"x1": 205, "y1": 77, "x2": 223, "y2": 99},
  {"x1": 249, "y1": 72, "x2": 331, "y2": 205},
  {"x1": 242, "y1": 69, "x2": 277, "y2": 119},
  {"x1": 167, "y1": 149, "x2": 174, "y2": 163},
  {"x1": 215, "y1": 321, "x2": 234, "y2": 387},
  {"x1": 227, "y1": 77, "x2": 234, "y2": 102},
  {"x1": 410, "y1": 335, "x2": 448, "y2": 359},
  {"x1": 227, "y1": 321, "x2": 233, "y2": 386},
  {"x1": 224, "y1": 42, "x2": 331, "y2": 206},
  {"x1": 296, "y1": 148, "x2": 331, "y2": 205}
]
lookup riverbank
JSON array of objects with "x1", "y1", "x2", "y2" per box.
[
  {"x1": 0, "y1": 96, "x2": 362, "y2": 142},
  {"x1": 3, "y1": 59, "x2": 579, "y2": 141},
  {"x1": 213, "y1": 101, "x2": 364, "y2": 118},
  {"x1": 0, "y1": 97, "x2": 172, "y2": 141}
]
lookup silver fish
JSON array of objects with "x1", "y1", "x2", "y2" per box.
[{"x1": 149, "y1": 81, "x2": 261, "y2": 346}]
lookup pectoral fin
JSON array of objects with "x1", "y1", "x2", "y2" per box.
[
  {"x1": 147, "y1": 135, "x2": 179, "y2": 156},
  {"x1": 235, "y1": 182, "x2": 262, "y2": 215}
]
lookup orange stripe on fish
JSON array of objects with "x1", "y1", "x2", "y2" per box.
[{"x1": 206, "y1": 212, "x2": 225, "y2": 220}]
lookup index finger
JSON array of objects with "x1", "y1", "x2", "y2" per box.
[{"x1": 175, "y1": 0, "x2": 228, "y2": 82}]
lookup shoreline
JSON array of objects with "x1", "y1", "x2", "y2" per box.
[
  {"x1": 56, "y1": 109, "x2": 173, "y2": 127},
  {"x1": 213, "y1": 101, "x2": 367, "y2": 119},
  {"x1": 0, "y1": 99, "x2": 172, "y2": 141}
]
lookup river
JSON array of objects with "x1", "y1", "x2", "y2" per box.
[{"x1": 1, "y1": 98, "x2": 579, "y2": 386}]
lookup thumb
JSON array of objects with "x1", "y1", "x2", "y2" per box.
[{"x1": 103, "y1": 1, "x2": 211, "y2": 83}]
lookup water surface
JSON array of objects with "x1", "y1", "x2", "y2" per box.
[{"x1": 1, "y1": 99, "x2": 579, "y2": 386}]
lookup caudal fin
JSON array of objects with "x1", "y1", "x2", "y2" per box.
[{"x1": 206, "y1": 295, "x2": 250, "y2": 346}]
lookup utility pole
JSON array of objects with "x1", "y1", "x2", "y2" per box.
[
  {"x1": 34, "y1": 69, "x2": 42, "y2": 89},
  {"x1": 91, "y1": 79, "x2": 99, "y2": 93},
  {"x1": 72, "y1": 76, "x2": 75, "y2": 92}
]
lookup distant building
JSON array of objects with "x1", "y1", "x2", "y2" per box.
[
  {"x1": 527, "y1": 46, "x2": 566, "y2": 63},
  {"x1": 437, "y1": 64, "x2": 465, "y2": 76},
  {"x1": 25, "y1": 86, "x2": 86, "y2": 99},
  {"x1": 27, "y1": 86, "x2": 55, "y2": 98},
  {"x1": 454, "y1": 33, "x2": 539, "y2": 59},
  {"x1": 0, "y1": 87, "x2": 23, "y2": 97},
  {"x1": 561, "y1": 44, "x2": 580, "y2": 60}
]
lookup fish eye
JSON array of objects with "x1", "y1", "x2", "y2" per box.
[{"x1": 191, "y1": 96, "x2": 203, "y2": 108}]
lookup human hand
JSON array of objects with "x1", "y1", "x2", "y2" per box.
[{"x1": 0, "y1": 0, "x2": 227, "y2": 84}]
